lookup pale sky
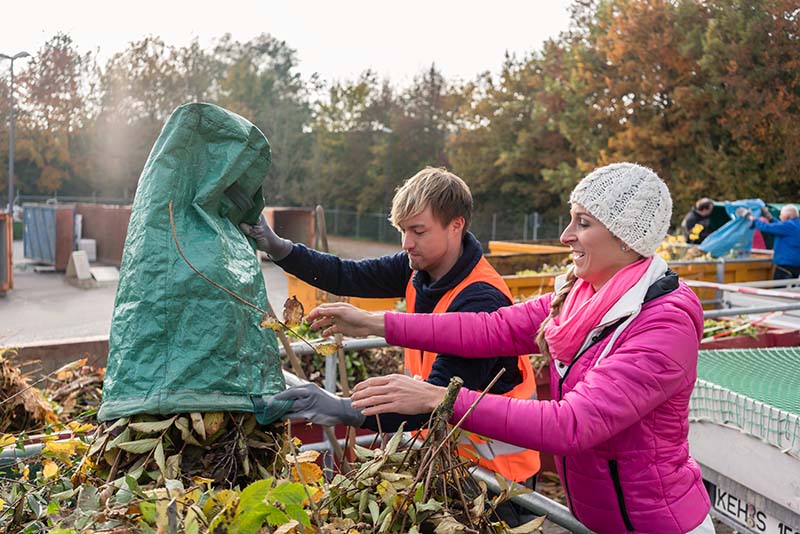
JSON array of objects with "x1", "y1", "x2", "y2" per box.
[{"x1": 1, "y1": 0, "x2": 573, "y2": 85}]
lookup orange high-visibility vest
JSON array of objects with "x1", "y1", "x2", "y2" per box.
[{"x1": 405, "y1": 256, "x2": 540, "y2": 482}]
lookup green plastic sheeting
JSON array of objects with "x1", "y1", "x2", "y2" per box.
[{"x1": 98, "y1": 103, "x2": 288, "y2": 424}]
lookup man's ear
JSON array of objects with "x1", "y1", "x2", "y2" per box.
[{"x1": 450, "y1": 216, "x2": 465, "y2": 234}]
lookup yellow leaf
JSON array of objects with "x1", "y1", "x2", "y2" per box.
[
  {"x1": 43, "y1": 439, "x2": 89, "y2": 465},
  {"x1": 0, "y1": 434, "x2": 15, "y2": 448},
  {"x1": 314, "y1": 342, "x2": 340, "y2": 356},
  {"x1": 42, "y1": 460, "x2": 59, "y2": 479},
  {"x1": 0, "y1": 498, "x2": 5, "y2": 508},
  {"x1": 21, "y1": 466, "x2": 30, "y2": 481},
  {"x1": 291, "y1": 462, "x2": 323, "y2": 484},
  {"x1": 260, "y1": 315, "x2": 283, "y2": 331},
  {"x1": 192, "y1": 476, "x2": 215, "y2": 490},
  {"x1": 67, "y1": 421, "x2": 95, "y2": 434}
]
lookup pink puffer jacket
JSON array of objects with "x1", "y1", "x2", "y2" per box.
[{"x1": 385, "y1": 281, "x2": 711, "y2": 534}]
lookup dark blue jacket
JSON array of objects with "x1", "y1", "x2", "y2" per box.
[
  {"x1": 276, "y1": 232, "x2": 522, "y2": 431},
  {"x1": 754, "y1": 218, "x2": 800, "y2": 267}
]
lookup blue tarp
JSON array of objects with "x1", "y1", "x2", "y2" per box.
[{"x1": 699, "y1": 199, "x2": 766, "y2": 258}]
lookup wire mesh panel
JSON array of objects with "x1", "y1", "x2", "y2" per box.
[{"x1": 690, "y1": 347, "x2": 800, "y2": 458}]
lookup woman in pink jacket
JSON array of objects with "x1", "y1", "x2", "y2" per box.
[{"x1": 308, "y1": 163, "x2": 715, "y2": 534}]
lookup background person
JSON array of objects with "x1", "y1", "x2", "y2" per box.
[
  {"x1": 740, "y1": 204, "x2": 800, "y2": 280},
  {"x1": 681, "y1": 197, "x2": 715, "y2": 244},
  {"x1": 246, "y1": 167, "x2": 540, "y2": 524},
  {"x1": 309, "y1": 163, "x2": 715, "y2": 534}
]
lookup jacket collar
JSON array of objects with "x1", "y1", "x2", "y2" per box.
[{"x1": 554, "y1": 256, "x2": 672, "y2": 329}]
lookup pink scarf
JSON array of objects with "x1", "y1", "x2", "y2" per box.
[{"x1": 543, "y1": 257, "x2": 653, "y2": 364}]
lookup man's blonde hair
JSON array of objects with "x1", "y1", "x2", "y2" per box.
[{"x1": 390, "y1": 167, "x2": 472, "y2": 233}]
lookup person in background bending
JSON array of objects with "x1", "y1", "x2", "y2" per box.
[{"x1": 681, "y1": 197, "x2": 715, "y2": 244}]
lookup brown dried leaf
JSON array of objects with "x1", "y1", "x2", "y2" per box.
[{"x1": 283, "y1": 295, "x2": 305, "y2": 327}]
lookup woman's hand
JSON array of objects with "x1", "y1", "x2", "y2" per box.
[
  {"x1": 307, "y1": 303, "x2": 386, "y2": 338},
  {"x1": 351, "y1": 374, "x2": 447, "y2": 416}
]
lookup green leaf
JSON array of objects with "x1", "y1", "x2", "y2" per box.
[
  {"x1": 270, "y1": 481, "x2": 306, "y2": 506},
  {"x1": 128, "y1": 416, "x2": 177, "y2": 434},
  {"x1": 264, "y1": 504, "x2": 290, "y2": 526},
  {"x1": 353, "y1": 444, "x2": 376, "y2": 460},
  {"x1": 77, "y1": 484, "x2": 99, "y2": 513},
  {"x1": 229, "y1": 479, "x2": 273, "y2": 534},
  {"x1": 116, "y1": 438, "x2": 160, "y2": 454},
  {"x1": 106, "y1": 427, "x2": 131, "y2": 450},
  {"x1": 139, "y1": 501, "x2": 156, "y2": 524},
  {"x1": 154, "y1": 441, "x2": 166, "y2": 479},
  {"x1": 285, "y1": 503, "x2": 310, "y2": 527},
  {"x1": 384, "y1": 423, "x2": 405, "y2": 456},
  {"x1": 47, "y1": 500, "x2": 60, "y2": 515},
  {"x1": 368, "y1": 499, "x2": 381, "y2": 525}
]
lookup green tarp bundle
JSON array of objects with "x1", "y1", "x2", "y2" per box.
[{"x1": 99, "y1": 103, "x2": 287, "y2": 423}]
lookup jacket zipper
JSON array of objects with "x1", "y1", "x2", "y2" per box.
[
  {"x1": 555, "y1": 321, "x2": 623, "y2": 522},
  {"x1": 609, "y1": 459, "x2": 635, "y2": 531}
]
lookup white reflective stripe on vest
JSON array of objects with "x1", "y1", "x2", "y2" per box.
[{"x1": 458, "y1": 434, "x2": 531, "y2": 458}]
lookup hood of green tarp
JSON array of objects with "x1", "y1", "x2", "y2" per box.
[{"x1": 98, "y1": 102, "x2": 286, "y2": 422}]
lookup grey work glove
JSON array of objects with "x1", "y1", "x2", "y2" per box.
[
  {"x1": 274, "y1": 383, "x2": 365, "y2": 427},
  {"x1": 239, "y1": 214, "x2": 293, "y2": 261},
  {"x1": 761, "y1": 206, "x2": 773, "y2": 221},
  {"x1": 734, "y1": 207, "x2": 751, "y2": 219}
]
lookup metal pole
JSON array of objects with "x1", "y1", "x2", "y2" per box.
[
  {"x1": 1, "y1": 52, "x2": 30, "y2": 215},
  {"x1": 703, "y1": 302, "x2": 800, "y2": 318},
  {"x1": 684, "y1": 279, "x2": 800, "y2": 301},
  {"x1": 533, "y1": 212, "x2": 540, "y2": 241},
  {"x1": 8, "y1": 62, "x2": 14, "y2": 215},
  {"x1": 470, "y1": 466, "x2": 594, "y2": 533},
  {"x1": 523, "y1": 214, "x2": 528, "y2": 241},
  {"x1": 279, "y1": 336, "x2": 389, "y2": 357},
  {"x1": 491, "y1": 213, "x2": 497, "y2": 241}
]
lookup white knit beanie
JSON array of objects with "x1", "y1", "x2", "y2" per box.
[{"x1": 569, "y1": 163, "x2": 672, "y2": 257}]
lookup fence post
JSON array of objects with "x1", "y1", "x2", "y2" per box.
[
  {"x1": 533, "y1": 212, "x2": 540, "y2": 241},
  {"x1": 491, "y1": 213, "x2": 497, "y2": 241},
  {"x1": 523, "y1": 214, "x2": 529, "y2": 241},
  {"x1": 558, "y1": 215, "x2": 564, "y2": 235}
]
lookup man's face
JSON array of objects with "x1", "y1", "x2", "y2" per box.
[
  {"x1": 397, "y1": 206, "x2": 462, "y2": 276},
  {"x1": 779, "y1": 206, "x2": 797, "y2": 221},
  {"x1": 697, "y1": 204, "x2": 713, "y2": 217}
]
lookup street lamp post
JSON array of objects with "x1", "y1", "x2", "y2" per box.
[{"x1": 1, "y1": 51, "x2": 30, "y2": 215}]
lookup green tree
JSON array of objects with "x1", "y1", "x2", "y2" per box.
[{"x1": 214, "y1": 33, "x2": 312, "y2": 205}]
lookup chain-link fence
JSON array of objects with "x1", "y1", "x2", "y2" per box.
[{"x1": 325, "y1": 207, "x2": 565, "y2": 247}]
